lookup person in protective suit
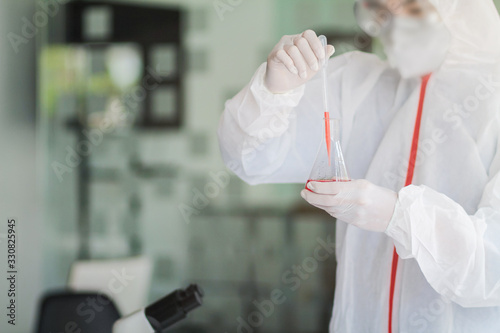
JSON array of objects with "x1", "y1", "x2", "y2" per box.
[{"x1": 217, "y1": 0, "x2": 500, "y2": 331}]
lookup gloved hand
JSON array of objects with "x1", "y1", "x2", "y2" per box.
[
  {"x1": 300, "y1": 179, "x2": 398, "y2": 232},
  {"x1": 264, "y1": 29, "x2": 335, "y2": 94}
]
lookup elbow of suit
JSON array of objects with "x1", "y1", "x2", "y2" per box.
[
  {"x1": 217, "y1": 134, "x2": 260, "y2": 186},
  {"x1": 433, "y1": 248, "x2": 500, "y2": 308}
]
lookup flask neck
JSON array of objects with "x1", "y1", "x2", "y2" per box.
[{"x1": 323, "y1": 117, "x2": 341, "y2": 141}]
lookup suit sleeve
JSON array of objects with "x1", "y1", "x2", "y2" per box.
[{"x1": 385, "y1": 116, "x2": 500, "y2": 307}]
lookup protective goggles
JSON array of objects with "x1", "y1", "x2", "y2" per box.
[{"x1": 354, "y1": 0, "x2": 437, "y2": 37}]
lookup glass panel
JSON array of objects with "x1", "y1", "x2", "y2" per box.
[
  {"x1": 83, "y1": 6, "x2": 113, "y2": 40},
  {"x1": 151, "y1": 86, "x2": 177, "y2": 121},
  {"x1": 150, "y1": 44, "x2": 178, "y2": 77}
]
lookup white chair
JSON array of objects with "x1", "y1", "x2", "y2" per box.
[{"x1": 67, "y1": 255, "x2": 152, "y2": 315}]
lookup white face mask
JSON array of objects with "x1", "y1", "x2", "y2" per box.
[{"x1": 380, "y1": 14, "x2": 452, "y2": 79}]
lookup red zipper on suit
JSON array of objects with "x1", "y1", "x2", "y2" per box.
[{"x1": 388, "y1": 73, "x2": 432, "y2": 333}]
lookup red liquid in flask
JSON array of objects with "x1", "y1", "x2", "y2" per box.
[
  {"x1": 305, "y1": 178, "x2": 350, "y2": 192},
  {"x1": 306, "y1": 118, "x2": 350, "y2": 191}
]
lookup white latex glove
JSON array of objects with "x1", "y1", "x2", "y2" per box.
[
  {"x1": 264, "y1": 29, "x2": 335, "y2": 94},
  {"x1": 300, "y1": 179, "x2": 398, "y2": 232}
]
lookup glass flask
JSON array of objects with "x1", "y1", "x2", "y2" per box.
[{"x1": 307, "y1": 118, "x2": 350, "y2": 187}]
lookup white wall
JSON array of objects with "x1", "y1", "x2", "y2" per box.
[{"x1": 0, "y1": 1, "x2": 41, "y2": 332}]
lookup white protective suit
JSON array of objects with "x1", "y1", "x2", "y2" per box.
[{"x1": 217, "y1": 0, "x2": 500, "y2": 332}]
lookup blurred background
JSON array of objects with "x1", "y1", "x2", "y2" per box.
[{"x1": 1, "y1": 0, "x2": 499, "y2": 332}]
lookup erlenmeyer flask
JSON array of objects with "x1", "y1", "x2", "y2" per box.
[{"x1": 307, "y1": 118, "x2": 350, "y2": 188}]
